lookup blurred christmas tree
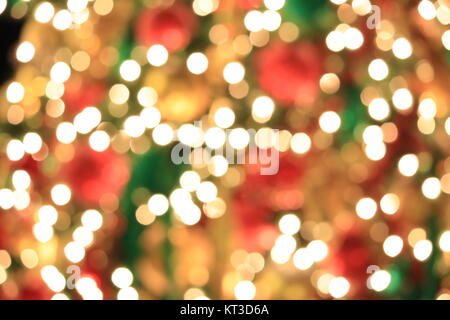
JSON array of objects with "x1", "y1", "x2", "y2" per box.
[{"x1": 0, "y1": 0, "x2": 449, "y2": 300}]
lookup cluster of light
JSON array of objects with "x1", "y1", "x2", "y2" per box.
[
  {"x1": 380, "y1": 193, "x2": 400, "y2": 215},
  {"x1": 112, "y1": 267, "x2": 134, "y2": 289},
  {"x1": 204, "y1": 197, "x2": 227, "y2": 219},
  {"x1": 120, "y1": 60, "x2": 141, "y2": 82},
  {"x1": 293, "y1": 241, "x2": 329, "y2": 270},
  {"x1": 362, "y1": 125, "x2": 385, "y2": 161},
  {"x1": 234, "y1": 280, "x2": 256, "y2": 300},
  {"x1": 41, "y1": 266, "x2": 66, "y2": 293},
  {"x1": 76, "y1": 277, "x2": 103, "y2": 300},
  {"x1": 34, "y1": 2, "x2": 55, "y2": 23},
  {"x1": 264, "y1": 0, "x2": 286, "y2": 11},
  {"x1": 169, "y1": 188, "x2": 202, "y2": 225},
  {"x1": 252, "y1": 96, "x2": 275, "y2": 123},
  {"x1": 6, "y1": 82, "x2": 25, "y2": 103},
  {"x1": 290, "y1": 132, "x2": 311, "y2": 154},
  {"x1": 140, "y1": 106, "x2": 161, "y2": 128},
  {"x1": 418, "y1": 0, "x2": 437, "y2": 20},
  {"x1": 51, "y1": 184, "x2": 71, "y2": 206},
  {"x1": 439, "y1": 231, "x2": 450, "y2": 252},
  {"x1": 255, "y1": 127, "x2": 276, "y2": 149},
  {"x1": 50, "y1": 62, "x2": 71, "y2": 83},
  {"x1": 228, "y1": 128, "x2": 250, "y2": 150},
  {"x1": 356, "y1": 197, "x2": 377, "y2": 220},
  {"x1": 6, "y1": 133, "x2": 42, "y2": 161},
  {"x1": 418, "y1": 98, "x2": 437, "y2": 119},
  {"x1": 271, "y1": 234, "x2": 297, "y2": 264},
  {"x1": 368, "y1": 98, "x2": 390, "y2": 121},
  {"x1": 319, "y1": 73, "x2": 340, "y2": 94},
  {"x1": 421, "y1": 177, "x2": 441, "y2": 199},
  {"x1": 368, "y1": 270, "x2": 391, "y2": 292},
  {"x1": 74, "y1": 107, "x2": 102, "y2": 134},
  {"x1": 0, "y1": 0, "x2": 448, "y2": 301},
  {"x1": 72, "y1": 226, "x2": 94, "y2": 247},
  {"x1": 187, "y1": 52, "x2": 209, "y2": 75},
  {"x1": 93, "y1": 0, "x2": 114, "y2": 16},
  {"x1": 326, "y1": 25, "x2": 364, "y2": 52},
  {"x1": 151, "y1": 123, "x2": 173, "y2": 146},
  {"x1": 443, "y1": 30, "x2": 450, "y2": 50},
  {"x1": 270, "y1": 234, "x2": 297, "y2": 264},
  {"x1": 124, "y1": 115, "x2": 145, "y2": 138},
  {"x1": 89, "y1": 130, "x2": 110, "y2": 152},
  {"x1": 56, "y1": 122, "x2": 77, "y2": 144},
  {"x1": 109, "y1": 83, "x2": 129, "y2": 104},
  {"x1": 147, "y1": 45, "x2": 169, "y2": 67},
  {"x1": 23, "y1": 132, "x2": 43, "y2": 154},
  {"x1": 352, "y1": 0, "x2": 372, "y2": 15},
  {"x1": 21, "y1": 249, "x2": 39, "y2": 269},
  {"x1": 64, "y1": 241, "x2": 85, "y2": 263},
  {"x1": 16, "y1": 41, "x2": 35, "y2": 63},
  {"x1": 204, "y1": 127, "x2": 226, "y2": 149},
  {"x1": 0, "y1": 189, "x2": 15, "y2": 210},
  {"x1": 147, "y1": 194, "x2": 169, "y2": 216},
  {"x1": 50, "y1": 290, "x2": 68, "y2": 300},
  {"x1": 193, "y1": 0, "x2": 219, "y2": 16},
  {"x1": 196, "y1": 181, "x2": 218, "y2": 203},
  {"x1": 170, "y1": 189, "x2": 192, "y2": 211},
  {"x1": 0, "y1": 0, "x2": 6, "y2": 15},
  {"x1": 214, "y1": 107, "x2": 235, "y2": 128},
  {"x1": 178, "y1": 123, "x2": 204, "y2": 147},
  {"x1": 328, "y1": 277, "x2": 350, "y2": 299},
  {"x1": 413, "y1": 239, "x2": 433, "y2": 261},
  {"x1": 33, "y1": 221, "x2": 54, "y2": 243},
  {"x1": 392, "y1": 88, "x2": 414, "y2": 111},
  {"x1": 417, "y1": 116, "x2": 435, "y2": 135},
  {"x1": 319, "y1": 111, "x2": 341, "y2": 133},
  {"x1": 117, "y1": 287, "x2": 139, "y2": 300},
  {"x1": 408, "y1": 228, "x2": 427, "y2": 247},
  {"x1": 208, "y1": 155, "x2": 228, "y2": 177},
  {"x1": 398, "y1": 154, "x2": 419, "y2": 177},
  {"x1": 12, "y1": 170, "x2": 31, "y2": 190},
  {"x1": 392, "y1": 38, "x2": 413, "y2": 59},
  {"x1": 45, "y1": 80, "x2": 64, "y2": 99},
  {"x1": 53, "y1": 10, "x2": 73, "y2": 31},
  {"x1": 6, "y1": 139, "x2": 24, "y2": 161},
  {"x1": 368, "y1": 59, "x2": 389, "y2": 81},
  {"x1": 274, "y1": 130, "x2": 292, "y2": 152},
  {"x1": 383, "y1": 235, "x2": 404, "y2": 257},
  {"x1": 136, "y1": 86, "x2": 157, "y2": 107},
  {"x1": 82, "y1": 209, "x2": 103, "y2": 231},
  {"x1": 67, "y1": 0, "x2": 89, "y2": 13},
  {"x1": 316, "y1": 273, "x2": 333, "y2": 295},
  {"x1": 184, "y1": 288, "x2": 210, "y2": 300},
  {"x1": 307, "y1": 240, "x2": 329, "y2": 262},
  {"x1": 135, "y1": 204, "x2": 155, "y2": 226},
  {"x1": 293, "y1": 248, "x2": 314, "y2": 270},
  {"x1": 223, "y1": 62, "x2": 245, "y2": 84},
  {"x1": 177, "y1": 205, "x2": 202, "y2": 226},
  {"x1": 278, "y1": 214, "x2": 301, "y2": 235},
  {"x1": 38, "y1": 205, "x2": 58, "y2": 226},
  {"x1": 441, "y1": 173, "x2": 450, "y2": 194},
  {"x1": 180, "y1": 171, "x2": 201, "y2": 192},
  {"x1": 244, "y1": 10, "x2": 282, "y2": 32},
  {"x1": 343, "y1": 27, "x2": 364, "y2": 50}
]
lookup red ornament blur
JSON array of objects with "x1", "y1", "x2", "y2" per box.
[
  {"x1": 135, "y1": 3, "x2": 198, "y2": 53},
  {"x1": 254, "y1": 41, "x2": 323, "y2": 106}
]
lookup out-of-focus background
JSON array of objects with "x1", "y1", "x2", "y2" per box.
[{"x1": 0, "y1": 0, "x2": 450, "y2": 300}]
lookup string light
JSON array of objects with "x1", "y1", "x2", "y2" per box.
[{"x1": 0, "y1": 0, "x2": 448, "y2": 302}]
